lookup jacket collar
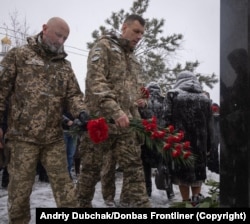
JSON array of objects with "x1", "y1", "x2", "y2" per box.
[{"x1": 26, "y1": 32, "x2": 68, "y2": 60}]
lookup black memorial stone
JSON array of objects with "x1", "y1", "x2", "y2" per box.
[{"x1": 220, "y1": 0, "x2": 250, "y2": 207}]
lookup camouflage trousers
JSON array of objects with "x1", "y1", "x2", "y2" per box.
[
  {"x1": 101, "y1": 148, "x2": 116, "y2": 202},
  {"x1": 77, "y1": 132, "x2": 151, "y2": 208},
  {"x1": 6, "y1": 140, "x2": 78, "y2": 224}
]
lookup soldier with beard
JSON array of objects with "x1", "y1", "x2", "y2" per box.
[{"x1": 0, "y1": 17, "x2": 89, "y2": 223}]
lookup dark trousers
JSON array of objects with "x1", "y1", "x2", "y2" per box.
[
  {"x1": 37, "y1": 161, "x2": 49, "y2": 182},
  {"x1": 2, "y1": 166, "x2": 9, "y2": 188},
  {"x1": 142, "y1": 160, "x2": 152, "y2": 196}
]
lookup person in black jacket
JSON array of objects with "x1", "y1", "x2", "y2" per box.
[
  {"x1": 0, "y1": 102, "x2": 9, "y2": 188},
  {"x1": 139, "y1": 82, "x2": 174, "y2": 199},
  {"x1": 163, "y1": 71, "x2": 213, "y2": 205}
]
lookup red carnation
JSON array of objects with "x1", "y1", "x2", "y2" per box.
[
  {"x1": 140, "y1": 87, "x2": 150, "y2": 99},
  {"x1": 183, "y1": 150, "x2": 192, "y2": 159},
  {"x1": 183, "y1": 141, "x2": 191, "y2": 149},
  {"x1": 167, "y1": 125, "x2": 175, "y2": 133},
  {"x1": 87, "y1": 117, "x2": 109, "y2": 144},
  {"x1": 172, "y1": 149, "x2": 181, "y2": 158},
  {"x1": 163, "y1": 142, "x2": 172, "y2": 150}
]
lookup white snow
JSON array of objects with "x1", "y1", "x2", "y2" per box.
[{"x1": 0, "y1": 168, "x2": 219, "y2": 224}]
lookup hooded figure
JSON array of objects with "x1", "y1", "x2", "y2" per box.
[
  {"x1": 139, "y1": 82, "x2": 164, "y2": 125},
  {"x1": 163, "y1": 71, "x2": 214, "y2": 204},
  {"x1": 139, "y1": 83, "x2": 164, "y2": 162},
  {"x1": 139, "y1": 82, "x2": 174, "y2": 199}
]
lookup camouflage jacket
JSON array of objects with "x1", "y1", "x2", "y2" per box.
[
  {"x1": 0, "y1": 33, "x2": 85, "y2": 144},
  {"x1": 84, "y1": 32, "x2": 145, "y2": 134}
]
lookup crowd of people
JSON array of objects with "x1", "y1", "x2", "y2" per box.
[{"x1": 0, "y1": 14, "x2": 219, "y2": 223}]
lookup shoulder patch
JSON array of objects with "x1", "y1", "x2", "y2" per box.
[
  {"x1": 111, "y1": 45, "x2": 121, "y2": 53},
  {"x1": 93, "y1": 47, "x2": 101, "y2": 52},
  {"x1": 91, "y1": 55, "x2": 100, "y2": 62}
]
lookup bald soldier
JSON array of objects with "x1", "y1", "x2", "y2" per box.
[{"x1": 0, "y1": 17, "x2": 89, "y2": 223}]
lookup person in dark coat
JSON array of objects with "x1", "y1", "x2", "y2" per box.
[
  {"x1": 139, "y1": 82, "x2": 174, "y2": 199},
  {"x1": 207, "y1": 103, "x2": 220, "y2": 174},
  {"x1": 163, "y1": 71, "x2": 213, "y2": 204},
  {"x1": 0, "y1": 102, "x2": 9, "y2": 188}
]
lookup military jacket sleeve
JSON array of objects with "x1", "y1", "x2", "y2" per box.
[
  {"x1": 0, "y1": 48, "x2": 18, "y2": 124},
  {"x1": 85, "y1": 37, "x2": 144, "y2": 120},
  {"x1": 0, "y1": 43, "x2": 85, "y2": 143}
]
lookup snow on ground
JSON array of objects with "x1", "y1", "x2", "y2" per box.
[{"x1": 0, "y1": 168, "x2": 219, "y2": 224}]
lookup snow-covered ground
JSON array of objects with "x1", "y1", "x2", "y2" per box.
[{"x1": 0, "y1": 168, "x2": 219, "y2": 224}]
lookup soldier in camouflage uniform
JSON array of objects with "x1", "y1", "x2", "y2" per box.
[
  {"x1": 0, "y1": 17, "x2": 89, "y2": 223},
  {"x1": 78, "y1": 14, "x2": 151, "y2": 208}
]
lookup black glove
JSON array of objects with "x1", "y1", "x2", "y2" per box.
[
  {"x1": 72, "y1": 118, "x2": 83, "y2": 127},
  {"x1": 78, "y1": 111, "x2": 90, "y2": 131}
]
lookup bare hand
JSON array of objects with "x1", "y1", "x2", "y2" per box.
[
  {"x1": 115, "y1": 114, "x2": 129, "y2": 128},
  {"x1": 67, "y1": 120, "x2": 74, "y2": 126},
  {"x1": 136, "y1": 98, "x2": 146, "y2": 107}
]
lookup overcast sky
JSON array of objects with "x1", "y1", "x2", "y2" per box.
[{"x1": 0, "y1": 0, "x2": 220, "y2": 103}]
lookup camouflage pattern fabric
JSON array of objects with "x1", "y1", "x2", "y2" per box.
[
  {"x1": 114, "y1": 132, "x2": 150, "y2": 207},
  {"x1": 78, "y1": 32, "x2": 150, "y2": 207},
  {"x1": 0, "y1": 33, "x2": 86, "y2": 144},
  {"x1": 77, "y1": 135, "x2": 103, "y2": 208},
  {"x1": 78, "y1": 133, "x2": 150, "y2": 207},
  {"x1": 77, "y1": 135, "x2": 116, "y2": 206},
  {"x1": 0, "y1": 33, "x2": 85, "y2": 223},
  {"x1": 7, "y1": 140, "x2": 78, "y2": 223},
  {"x1": 100, "y1": 145, "x2": 116, "y2": 202},
  {"x1": 84, "y1": 35, "x2": 144, "y2": 125}
]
